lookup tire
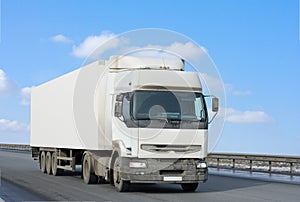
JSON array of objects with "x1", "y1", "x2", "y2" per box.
[
  {"x1": 181, "y1": 183, "x2": 199, "y2": 192},
  {"x1": 51, "y1": 152, "x2": 63, "y2": 176},
  {"x1": 46, "y1": 152, "x2": 52, "y2": 175},
  {"x1": 82, "y1": 154, "x2": 97, "y2": 184},
  {"x1": 40, "y1": 151, "x2": 46, "y2": 173},
  {"x1": 113, "y1": 157, "x2": 130, "y2": 192}
]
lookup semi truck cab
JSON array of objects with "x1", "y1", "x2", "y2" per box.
[{"x1": 103, "y1": 56, "x2": 217, "y2": 191}]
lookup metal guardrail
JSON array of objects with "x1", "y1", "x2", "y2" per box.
[
  {"x1": 1, "y1": 144, "x2": 300, "y2": 176},
  {"x1": 0, "y1": 143, "x2": 31, "y2": 151},
  {"x1": 207, "y1": 153, "x2": 300, "y2": 176}
]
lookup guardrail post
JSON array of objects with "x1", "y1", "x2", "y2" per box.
[
  {"x1": 290, "y1": 162, "x2": 293, "y2": 174},
  {"x1": 217, "y1": 158, "x2": 220, "y2": 168},
  {"x1": 232, "y1": 159, "x2": 235, "y2": 169},
  {"x1": 250, "y1": 160, "x2": 252, "y2": 170},
  {"x1": 268, "y1": 161, "x2": 272, "y2": 172}
]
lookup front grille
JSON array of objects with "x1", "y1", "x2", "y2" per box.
[{"x1": 141, "y1": 144, "x2": 201, "y2": 153}]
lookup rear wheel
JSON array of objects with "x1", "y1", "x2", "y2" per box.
[
  {"x1": 46, "y1": 152, "x2": 52, "y2": 175},
  {"x1": 82, "y1": 154, "x2": 97, "y2": 184},
  {"x1": 181, "y1": 183, "x2": 198, "y2": 192},
  {"x1": 40, "y1": 151, "x2": 46, "y2": 173},
  {"x1": 113, "y1": 157, "x2": 130, "y2": 192},
  {"x1": 51, "y1": 152, "x2": 63, "y2": 176}
]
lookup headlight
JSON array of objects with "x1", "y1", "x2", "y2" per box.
[
  {"x1": 196, "y1": 162, "x2": 207, "y2": 169},
  {"x1": 129, "y1": 161, "x2": 147, "y2": 168}
]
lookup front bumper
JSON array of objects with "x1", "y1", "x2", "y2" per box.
[{"x1": 119, "y1": 158, "x2": 208, "y2": 184}]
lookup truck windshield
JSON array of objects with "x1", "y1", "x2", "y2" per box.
[{"x1": 132, "y1": 90, "x2": 207, "y2": 121}]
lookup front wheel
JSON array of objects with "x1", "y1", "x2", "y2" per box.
[
  {"x1": 181, "y1": 183, "x2": 199, "y2": 192},
  {"x1": 113, "y1": 157, "x2": 130, "y2": 192}
]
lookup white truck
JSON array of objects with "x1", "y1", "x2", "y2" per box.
[{"x1": 30, "y1": 55, "x2": 218, "y2": 192}]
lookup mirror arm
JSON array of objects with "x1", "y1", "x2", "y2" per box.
[{"x1": 208, "y1": 111, "x2": 218, "y2": 124}]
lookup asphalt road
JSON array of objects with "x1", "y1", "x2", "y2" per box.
[{"x1": 0, "y1": 149, "x2": 300, "y2": 202}]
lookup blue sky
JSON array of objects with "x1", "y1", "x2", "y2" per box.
[{"x1": 0, "y1": 0, "x2": 299, "y2": 155}]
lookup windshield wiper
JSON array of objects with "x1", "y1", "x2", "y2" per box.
[
  {"x1": 137, "y1": 117, "x2": 169, "y2": 122},
  {"x1": 179, "y1": 118, "x2": 204, "y2": 122}
]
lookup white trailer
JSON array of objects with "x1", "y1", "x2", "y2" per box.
[{"x1": 30, "y1": 55, "x2": 218, "y2": 192}]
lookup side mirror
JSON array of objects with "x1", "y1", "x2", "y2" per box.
[
  {"x1": 204, "y1": 95, "x2": 219, "y2": 124},
  {"x1": 114, "y1": 102, "x2": 122, "y2": 117},
  {"x1": 212, "y1": 97, "x2": 219, "y2": 112}
]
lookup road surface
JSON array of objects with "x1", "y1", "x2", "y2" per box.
[{"x1": 0, "y1": 149, "x2": 299, "y2": 202}]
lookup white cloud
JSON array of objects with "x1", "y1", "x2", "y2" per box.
[
  {"x1": 122, "y1": 42, "x2": 206, "y2": 62},
  {"x1": 71, "y1": 31, "x2": 207, "y2": 61},
  {"x1": 20, "y1": 86, "x2": 34, "y2": 106},
  {"x1": 0, "y1": 69, "x2": 34, "y2": 105},
  {"x1": 50, "y1": 34, "x2": 72, "y2": 43},
  {"x1": 0, "y1": 69, "x2": 17, "y2": 96},
  {"x1": 141, "y1": 42, "x2": 206, "y2": 61},
  {"x1": 0, "y1": 118, "x2": 29, "y2": 132},
  {"x1": 72, "y1": 32, "x2": 120, "y2": 58},
  {"x1": 160, "y1": 42, "x2": 206, "y2": 61},
  {"x1": 0, "y1": 69, "x2": 8, "y2": 91},
  {"x1": 225, "y1": 108, "x2": 272, "y2": 123}
]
